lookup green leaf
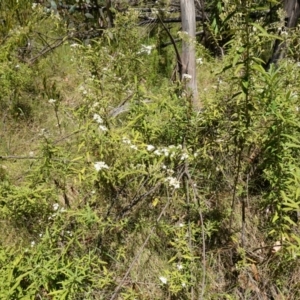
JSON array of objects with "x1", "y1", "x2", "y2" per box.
[
  {"x1": 8, "y1": 271, "x2": 32, "y2": 295},
  {"x1": 251, "y1": 23, "x2": 268, "y2": 35},
  {"x1": 85, "y1": 13, "x2": 94, "y2": 19},
  {"x1": 272, "y1": 212, "x2": 279, "y2": 223},
  {"x1": 168, "y1": 256, "x2": 177, "y2": 263},
  {"x1": 50, "y1": 0, "x2": 57, "y2": 11},
  {"x1": 283, "y1": 215, "x2": 297, "y2": 226},
  {"x1": 69, "y1": 5, "x2": 77, "y2": 14}
]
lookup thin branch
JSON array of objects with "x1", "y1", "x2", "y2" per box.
[
  {"x1": 160, "y1": 31, "x2": 204, "y2": 48},
  {"x1": 27, "y1": 36, "x2": 67, "y2": 65},
  {"x1": 109, "y1": 189, "x2": 172, "y2": 300},
  {"x1": 184, "y1": 166, "x2": 206, "y2": 300},
  {"x1": 157, "y1": 13, "x2": 183, "y2": 79},
  {"x1": 139, "y1": 15, "x2": 204, "y2": 26},
  {"x1": 0, "y1": 155, "x2": 42, "y2": 160},
  {"x1": 120, "y1": 182, "x2": 162, "y2": 218}
]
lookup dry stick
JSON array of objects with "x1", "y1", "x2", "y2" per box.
[
  {"x1": 28, "y1": 37, "x2": 67, "y2": 65},
  {"x1": 183, "y1": 165, "x2": 194, "y2": 300},
  {"x1": 184, "y1": 168, "x2": 206, "y2": 300},
  {"x1": 54, "y1": 108, "x2": 62, "y2": 135},
  {"x1": 109, "y1": 190, "x2": 172, "y2": 300},
  {"x1": 0, "y1": 155, "x2": 42, "y2": 160},
  {"x1": 229, "y1": 146, "x2": 243, "y2": 231},
  {"x1": 160, "y1": 31, "x2": 204, "y2": 48},
  {"x1": 156, "y1": 13, "x2": 183, "y2": 79}
]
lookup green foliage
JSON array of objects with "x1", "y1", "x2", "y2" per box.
[{"x1": 2, "y1": 1, "x2": 300, "y2": 299}]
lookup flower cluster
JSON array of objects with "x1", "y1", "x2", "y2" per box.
[
  {"x1": 48, "y1": 203, "x2": 67, "y2": 220},
  {"x1": 165, "y1": 176, "x2": 180, "y2": 189},
  {"x1": 182, "y1": 73, "x2": 192, "y2": 80},
  {"x1": 94, "y1": 161, "x2": 109, "y2": 172},
  {"x1": 138, "y1": 44, "x2": 155, "y2": 55},
  {"x1": 93, "y1": 114, "x2": 108, "y2": 131},
  {"x1": 196, "y1": 57, "x2": 203, "y2": 65},
  {"x1": 122, "y1": 137, "x2": 138, "y2": 150},
  {"x1": 159, "y1": 276, "x2": 167, "y2": 284},
  {"x1": 48, "y1": 98, "x2": 56, "y2": 104},
  {"x1": 93, "y1": 113, "x2": 103, "y2": 124}
]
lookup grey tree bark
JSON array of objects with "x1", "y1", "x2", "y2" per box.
[
  {"x1": 268, "y1": 0, "x2": 300, "y2": 67},
  {"x1": 180, "y1": 0, "x2": 201, "y2": 110}
]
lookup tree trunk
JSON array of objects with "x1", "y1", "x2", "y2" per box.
[
  {"x1": 267, "y1": 0, "x2": 300, "y2": 67},
  {"x1": 180, "y1": 0, "x2": 201, "y2": 110}
]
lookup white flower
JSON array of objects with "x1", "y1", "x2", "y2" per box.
[
  {"x1": 146, "y1": 145, "x2": 155, "y2": 151},
  {"x1": 159, "y1": 276, "x2": 167, "y2": 284},
  {"x1": 180, "y1": 153, "x2": 189, "y2": 161},
  {"x1": 154, "y1": 149, "x2": 162, "y2": 156},
  {"x1": 53, "y1": 203, "x2": 59, "y2": 211},
  {"x1": 177, "y1": 264, "x2": 184, "y2": 270},
  {"x1": 182, "y1": 73, "x2": 192, "y2": 80},
  {"x1": 94, "y1": 161, "x2": 109, "y2": 172},
  {"x1": 178, "y1": 223, "x2": 184, "y2": 227},
  {"x1": 48, "y1": 99, "x2": 56, "y2": 104},
  {"x1": 166, "y1": 177, "x2": 180, "y2": 189},
  {"x1": 93, "y1": 113, "x2": 103, "y2": 124},
  {"x1": 38, "y1": 128, "x2": 49, "y2": 137},
  {"x1": 138, "y1": 44, "x2": 155, "y2": 55},
  {"x1": 291, "y1": 92, "x2": 298, "y2": 99},
  {"x1": 31, "y1": 241, "x2": 35, "y2": 247},
  {"x1": 161, "y1": 148, "x2": 169, "y2": 157},
  {"x1": 130, "y1": 145, "x2": 138, "y2": 150},
  {"x1": 99, "y1": 125, "x2": 108, "y2": 131},
  {"x1": 166, "y1": 168, "x2": 174, "y2": 175},
  {"x1": 39, "y1": 233, "x2": 43, "y2": 237},
  {"x1": 32, "y1": 3, "x2": 38, "y2": 9},
  {"x1": 182, "y1": 282, "x2": 186, "y2": 287},
  {"x1": 122, "y1": 137, "x2": 131, "y2": 145},
  {"x1": 196, "y1": 58, "x2": 203, "y2": 65},
  {"x1": 70, "y1": 43, "x2": 79, "y2": 48},
  {"x1": 29, "y1": 151, "x2": 34, "y2": 157}
]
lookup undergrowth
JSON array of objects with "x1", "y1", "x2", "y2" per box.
[{"x1": 1, "y1": 1, "x2": 300, "y2": 299}]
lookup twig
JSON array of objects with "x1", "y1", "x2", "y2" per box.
[
  {"x1": 108, "y1": 99, "x2": 151, "y2": 118},
  {"x1": 156, "y1": 13, "x2": 183, "y2": 79},
  {"x1": 183, "y1": 163, "x2": 194, "y2": 300},
  {"x1": 138, "y1": 16, "x2": 205, "y2": 25},
  {"x1": 120, "y1": 182, "x2": 161, "y2": 218},
  {"x1": 0, "y1": 155, "x2": 42, "y2": 160},
  {"x1": 27, "y1": 36, "x2": 67, "y2": 65},
  {"x1": 184, "y1": 167, "x2": 206, "y2": 300},
  {"x1": 160, "y1": 31, "x2": 204, "y2": 48},
  {"x1": 0, "y1": 155, "x2": 72, "y2": 163},
  {"x1": 109, "y1": 190, "x2": 172, "y2": 300}
]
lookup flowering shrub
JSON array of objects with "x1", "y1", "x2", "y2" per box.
[{"x1": 1, "y1": 2, "x2": 300, "y2": 299}]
